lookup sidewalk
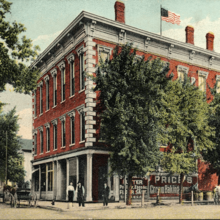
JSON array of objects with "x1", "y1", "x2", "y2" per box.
[{"x1": 36, "y1": 199, "x2": 181, "y2": 212}]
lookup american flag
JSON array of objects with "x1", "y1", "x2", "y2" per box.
[{"x1": 161, "y1": 8, "x2": 181, "y2": 25}]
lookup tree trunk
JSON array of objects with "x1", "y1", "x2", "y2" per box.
[
  {"x1": 179, "y1": 173, "x2": 184, "y2": 204},
  {"x1": 126, "y1": 174, "x2": 132, "y2": 205}
]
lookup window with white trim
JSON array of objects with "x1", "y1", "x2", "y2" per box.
[
  {"x1": 33, "y1": 130, "x2": 37, "y2": 155},
  {"x1": 39, "y1": 127, "x2": 43, "y2": 153},
  {"x1": 177, "y1": 65, "x2": 189, "y2": 82},
  {"x1": 216, "y1": 75, "x2": 220, "y2": 93},
  {"x1": 58, "y1": 61, "x2": 66, "y2": 102},
  {"x1": 51, "y1": 119, "x2": 57, "y2": 150},
  {"x1": 98, "y1": 45, "x2": 111, "y2": 66},
  {"x1": 44, "y1": 75, "x2": 50, "y2": 111},
  {"x1": 59, "y1": 115, "x2": 66, "y2": 147},
  {"x1": 51, "y1": 68, "x2": 57, "y2": 107},
  {"x1": 68, "y1": 110, "x2": 75, "y2": 145},
  {"x1": 38, "y1": 81, "x2": 43, "y2": 114},
  {"x1": 34, "y1": 90, "x2": 37, "y2": 117},
  {"x1": 45, "y1": 123, "x2": 50, "y2": 152},
  {"x1": 198, "y1": 70, "x2": 209, "y2": 92},
  {"x1": 76, "y1": 105, "x2": 85, "y2": 142},
  {"x1": 77, "y1": 47, "x2": 85, "y2": 91},
  {"x1": 67, "y1": 54, "x2": 75, "y2": 97}
]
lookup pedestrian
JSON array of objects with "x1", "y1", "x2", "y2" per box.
[
  {"x1": 66, "y1": 182, "x2": 74, "y2": 209},
  {"x1": 102, "y1": 182, "x2": 110, "y2": 206},
  {"x1": 77, "y1": 182, "x2": 85, "y2": 207},
  {"x1": 214, "y1": 186, "x2": 219, "y2": 205}
]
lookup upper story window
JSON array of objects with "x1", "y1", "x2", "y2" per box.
[
  {"x1": 38, "y1": 81, "x2": 43, "y2": 114},
  {"x1": 58, "y1": 61, "x2": 66, "y2": 102},
  {"x1": 67, "y1": 110, "x2": 75, "y2": 145},
  {"x1": 51, "y1": 68, "x2": 57, "y2": 107},
  {"x1": 177, "y1": 65, "x2": 189, "y2": 82},
  {"x1": 98, "y1": 45, "x2": 111, "y2": 66},
  {"x1": 67, "y1": 53, "x2": 75, "y2": 97},
  {"x1": 77, "y1": 47, "x2": 85, "y2": 91},
  {"x1": 45, "y1": 123, "x2": 50, "y2": 152},
  {"x1": 44, "y1": 75, "x2": 50, "y2": 111},
  {"x1": 33, "y1": 90, "x2": 37, "y2": 117},
  {"x1": 38, "y1": 126, "x2": 44, "y2": 154},
  {"x1": 216, "y1": 75, "x2": 220, "y2": 93},
  {"x1": 198, "y1": 70, "x2": 209, "y2": 92},
  {"x1": 59, "y1": 115, "x2": 66, "y2": 147},
  {"x1": 51, "y1": 119, "x2": 58, "y2": 150},
  {"x1": 76, "y1": 104, "x2": 85, "y2": 142},
  {"x1": 33, "y1": 130, "x2": 37, "y2": 155}
]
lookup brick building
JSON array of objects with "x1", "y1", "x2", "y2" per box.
[{"x1": 31, "y1": 0, "x2": 219, "y2": 202}]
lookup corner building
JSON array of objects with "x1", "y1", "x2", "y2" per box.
[{"x1": 32, "y1": 1, "x2": 220, "y2": 202}]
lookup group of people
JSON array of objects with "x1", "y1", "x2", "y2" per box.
[{"x1": 66, "y1": 181, "x2": 110, "y2": 208}]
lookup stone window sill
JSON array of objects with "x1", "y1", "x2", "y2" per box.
[
  {"x1": 52, "y1": 105, "x2": 57, "y2": 109},
  {"x1": 61, "y1": 146, "x2": 66, "y2": 149},
  {"x1": 78, "y1": 89, "x2": 85, "y2": 94},
  {"x1": 69, "y1": 94, "x2": 75, "y2": 99},
  {"x1": 39, "y1": 153, "x2": 43, "y2": 155},
  {"x1": 79, "y1": 140, "x2": 85, "y2": 144},
  {"x1": 46, "y1": 109, "x2": 50, "y2": 113},
  {"x1": 39, "y1": 113, "x2": 43, "y2": 117},
  {"x1": 69, "y1": 143, "x2": 75, "y2": 147},
  {"x1": 46, "y1": 151, "x2": 50, "y2": 153},
  {"x1": 53, "y1": 149, "x2": 57, "y2": 151},
  {"x1": 60, "y1": 100, "x2": 66, "y2": 104}
]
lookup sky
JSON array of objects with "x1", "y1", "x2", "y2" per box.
[{"x1": 2, "y1": 0, "x2": 220, "y2": 139}]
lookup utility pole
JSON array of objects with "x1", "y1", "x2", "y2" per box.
[{"x1": 5, "y1": 131, "x2": 7, "y2": 185}]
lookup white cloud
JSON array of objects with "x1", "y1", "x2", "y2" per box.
[
  {"x1": 33, "y1": 31, "x2": 62, "y2": 51},
  {"x1": 16, "y1": 108, "x2": 32, "y2": 139},
  {"x1": 162, "y1": 16, "x2": 220, "y2": 53}
]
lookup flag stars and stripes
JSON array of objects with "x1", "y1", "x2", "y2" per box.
[{"x1": 161, "y1": 8, "x2": 181, "y2": 25}]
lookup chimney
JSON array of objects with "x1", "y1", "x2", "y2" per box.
[
  {"x1": 114, "y1": 0, "x2": 125, "y2": 23},
  {"x1": 185, "y1": 26, "x2": 194, "y2": 45},
  {"x1": 206, "y1": 32, "x2": 214, "y2": 51}
]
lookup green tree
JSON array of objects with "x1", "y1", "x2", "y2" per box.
[
  {"x1": 0, "y1": 107, "x2": 25, "y2": 184},
  {"x1": 203, "y1": 84, "x2": 220, "y2": 178},
  {"x1": 160, "y1": 77, "x2": 214, "y2": 203},
  {"x1": 0, "y1": 0, "x2": 40, "y2": 94},
  {"x1": 93, "y1": 43, "x2": 171, "y2": 205}
]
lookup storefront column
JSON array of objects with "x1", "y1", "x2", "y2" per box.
[
  {"x1": 66, "y1": 158, "x2": 69, "y2": 201},
  {"x1": 53, "y1": 161, "x2": 56, "y2": 201},
  {"x1": 39, "y1": 165, "x2": 41, "y2": 199},
  {"x1": 86, "y1": 154, "x2": 93, "y2": 201},
  {"x1": 114, "y1": 173, "x2": 119, "y2": 201},
  {"x1": 46, "y1": 163, "x2": 48, "y2": 200},
  {"x1": 76, "y1": 157, "x2": 79, "y2": 184},
  {"x1": 56, "y1": 160, "x2": 61, "y2": 200}
]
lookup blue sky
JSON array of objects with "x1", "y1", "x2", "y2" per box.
[{"x1": 2, "y1": 0, "x2": 220, "y2": 139}]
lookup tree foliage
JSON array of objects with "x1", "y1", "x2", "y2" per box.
[
  {"x1": 0, "y1": 107, "x2": 25, "y2": 183},
  {"x1": 0, "y1": 0, "x2": 40, "y2": 94},
  {"x1": 203, "y1": 84, "x2": 220, "y2": 175},
  {"x1": 160, "y1": 76, "x2": 214, "y2": 203},
  {"x1": 93, "y1": 43, "x2": 172, "y2": 204}
]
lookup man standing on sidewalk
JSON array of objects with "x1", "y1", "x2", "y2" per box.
[
  {"x1": 77, "y1": 182, "x2": 85, "y2": 207},
  {"x1": 102, "y1": 183, "x2": 110, "y2": 206},
  {"x1": 66, "y1": 182, "x2": 75, "y2": 209}
]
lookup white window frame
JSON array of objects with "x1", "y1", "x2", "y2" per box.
[
  {"x1": 51, "y1": 119, "x2": 58, "y2": 150},
  {"x1": 44, "y1": 123, "x2": 50, "y2": 152},
  {"x1": 44, "y1": 75, "x2": 50, "y2": 111},
  {"x1": 51, "y1": 68, "x2": 58, "y2": 107},
  {"x1": 198, "y1": 70, "x2": 209, "y2": 92},
  {"x1": 33, "y1": 129, "x2": 38, "y2": 155},
  {"x1": 59, "y1": 115, "x2": 66, "y2": 148},
  {"x1": 177, "y1": 65, "x2": 189, "y2": 82},
  {"x1": 38, "y1": 81, "x2": 43, "y2": 115},
  {"x1": 98, "y1": 45, "x2": 112, "y2": 65},
  {"x1": 67, "y1": 110, "x2": 75, "y2": 145},
  {"x1": 67, "y1": 53, "x2": 75, "y2": 97},
  {"x1": 33, "y1": 90, "x2": 37, "y2": 117},
  {"x1": 76, "y1": 104, "x2": 85, "y2": 142},
  {"x1": 38, "y1": 126, "x2": 43, "y2": 154},
  {"x1": 77, "y1": 47, "x2": 85, "y2": 91},
  {"x1": 216, "y1": 75, "x2": 220, "y2": 93},
  {"x1": 58, "y1": 61, "x2": 66, "y2": 102}
]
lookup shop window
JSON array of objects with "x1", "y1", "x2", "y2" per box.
[
  {"x1": 47, "y1": 163, "x2": 53, "y2": 191},
  {"x1": 41, "y1": 164, "x2": 46, "y2": 191},
  {"x1": 34, "y1": 169, "x2": 39, "y2": 191}
]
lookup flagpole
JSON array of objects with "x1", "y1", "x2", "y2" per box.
[{"x1": 160, "y1": 5, "x2": 162, "y2": 36}]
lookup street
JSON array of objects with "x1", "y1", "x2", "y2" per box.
[{"x1": 1, "y1": 202, "x2": 220, "y2": 219}]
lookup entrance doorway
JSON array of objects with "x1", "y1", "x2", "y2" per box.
[{"x1": 98, "y1": 165, "x2": 107, "y2": 200}]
